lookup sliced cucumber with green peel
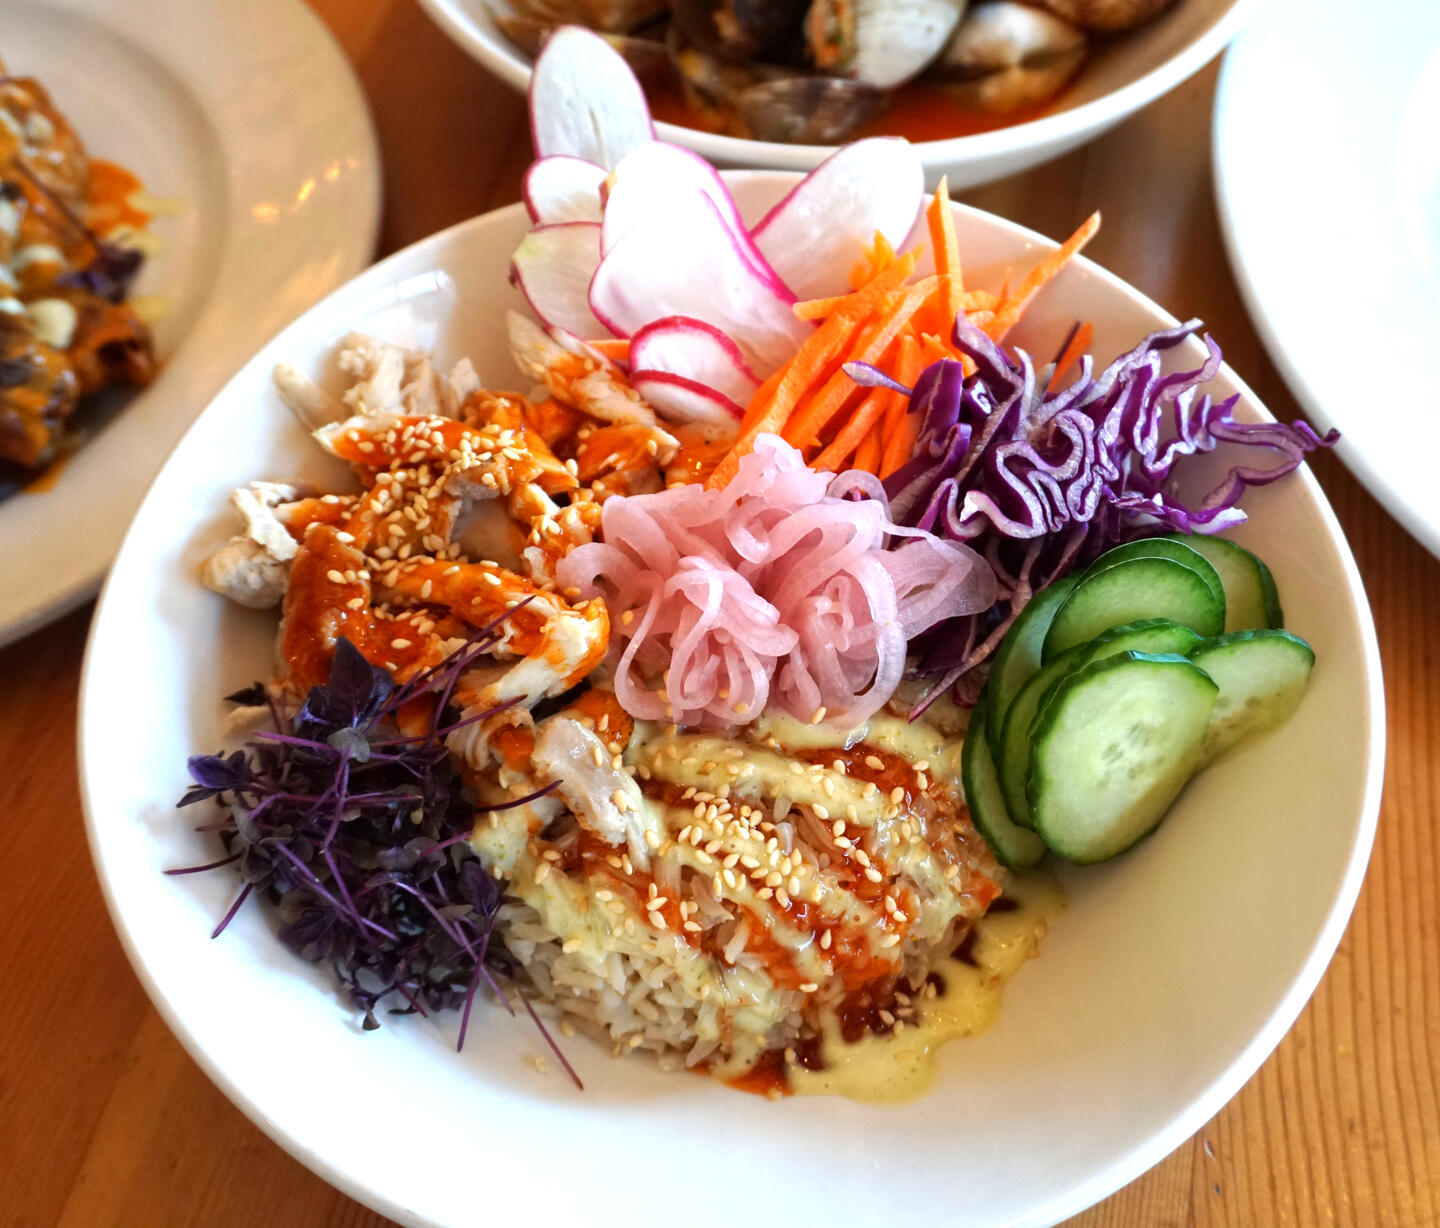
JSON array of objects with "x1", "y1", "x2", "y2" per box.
[
  {"x1": 1084, "y1": 538, "x2": 1227, "y2": 617},
  {"x1": 1028, "y1": 652, "x2": 1218, "y2": 864},
  {"x1": 999, "y1": 644, "x2": 1088, "y2": 828},
  {"x1": 1000, "y1": 620, "x2": 1202, "y2": 828},
  {"x1": 963, "y1": 697, "x2": 1046, "y2": 870},
  {"x1": 1081, "y1": 618, "x2": 1203, "y2": 664},
  {"x1": 1188, "y1": 629, "x2": 1314, "y2": 760},
  {"x1": 1163, "y1": 534, "x2": 1283, "y2": 630},
  {"x1": 981, "y1": 574, "x2": 1079, "y2": 758},
  {"x1": 1043, "y1": 557, "x2": 1224, "y2": 660}
]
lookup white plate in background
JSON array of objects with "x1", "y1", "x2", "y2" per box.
[
  {"x1": 0, "y1": 0, "x2": 380, "y2": 646},
  {"x1": 1214, "y1": 0, "x2": 1440, "y2": 556},
  {"x1": 81, "y1": 177, "x2": 1383, "y2": 1228}
]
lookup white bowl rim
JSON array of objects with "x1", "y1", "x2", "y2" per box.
[
  {"x1": 78, "y1": 177, "x2": 1385, "y2": 1228},
  {"x1": 414, "y1": 0, "x2": 1262, "y2": 168}
]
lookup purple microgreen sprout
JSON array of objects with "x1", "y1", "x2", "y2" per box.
[{"x1": 172, "y1": 621, "x2": 579, "y2": 1085}]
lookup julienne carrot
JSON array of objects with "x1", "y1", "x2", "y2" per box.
[
  {"x1": 587, "y1": 338, "x2": 631, "y2": 361},
  {"x1": 925, "y1": 176, "x2": 964, "y2": 334},
  {"x1": 782, "y1": 277, "x2": 939, "y2": 449},
  {"x1": 879, "y1": 334, "x2": 925, "y2": 479},
  {"x1": 846, "y1": 420, "x2": 881, "y2": 472},
  {"x1": 793, "y1": 249, "x2": 918, "y2": 321},
  {"x1": 1048, "y1": 320, "x2": 1094, "y2": 392},
  {"x1": 812, "y1": 383, "x2": 898, "y2": 472},
  {"x1": 988, "y1": 212, "x2": 1100, "y2": 339},
  {"x1": 707, "y1": 203, "x2": 1104, "y2": 486}
]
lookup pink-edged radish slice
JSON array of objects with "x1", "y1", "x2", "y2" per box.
[
  {"x1": 589, "y1": 194, "x2": 811, "y2": 377},
  {"x1": 631, "y1": 316, "x2": 760, "y2": 407},
  {"x1": 525, "y1": 155, "x2": 606, "y2": 224},
  {"x1": 528, "y1": 26, "x2": 655, "y2": 169},
  {"x1": 510, "y1": 221, "x2": 607, "y2": 339},
  {"x1": 751, "y1": 138, "x2": 924, "y2": 301},
  {"x1": 630, "y1": 370, "x2": 744, "y2": 426},
  {"x1": 601, "y1": 141, "x2": 791, "y2": 298}
]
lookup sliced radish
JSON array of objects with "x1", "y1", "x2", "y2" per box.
[
  {"x1": 601, "y1": 141, "x2": 792, "y2": 298},
  {"x1": 589, "y1": 194, "x2": 810, "y2": 377},
  {"x1": 525, "y1": 155, "x2": 605, "y2": 223},
  {"x1": 630, "y1": 370, "x2": 744, "y2": 426},
  {"x1": 528, "y1": 26, "x2": 654, "y2": 169},
  {"x1": 510, "y1": 221, "x2": 606, "y2": 338},
  {"x1": 631, "y1": 316, "x2": 760, "y2": 407},
  {"x1": 750, "y1": 138, "x2": 925, "y2": 301}
]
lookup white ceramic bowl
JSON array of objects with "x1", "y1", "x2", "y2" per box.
[
  {"x1": 417, "y1": 0, "x2": 1255, "y2": 186},
  {"x1": 80, "y1": 175, "x2": 1383, "y2": 1228}
]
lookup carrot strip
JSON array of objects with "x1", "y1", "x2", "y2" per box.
[
  {"x1": 812, "y1": 385, "x2": 892, "y2": 472},
  {"x1": 989, "y1": 212, "x2": 1100, "y2": 338},
  {"x1": 918, "y1": 332, "x2": 953, "y2": 368},
  {"x1": 879, "y1": 334, "x2": 926, "y2": 479},
  {"x1": 1047, "y1": 320, "x2": 1094, "y2": 392},
  {"x1": 926, "y1": 175, "x2": 964, "y2": 329},
  {"x1": 737, "y1": 368, "x2": 785, "y2": 433},
  {"x1": 853, "y1": 418, "x2": 884, "y2": 473},
  {"x1": 793, "y1": 250, "x2": 919, "y2": 321},
  {"x1": 848, "y1": 231, "x2": 898, "y2": 291},
  {"x1": 782, "y1": 278, "x2": 939, "y2": 449},
  {"x1": 587, "y1": 338, "x2": 631, "y2": 361}
]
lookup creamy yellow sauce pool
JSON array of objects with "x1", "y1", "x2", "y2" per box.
[{"x1": 789, "y1": 870, "x2": 1065, "y2": 1102}]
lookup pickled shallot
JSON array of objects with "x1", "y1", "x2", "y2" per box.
[{"x1": 556, "y1": 433, "x2": 995, "y2": 727}]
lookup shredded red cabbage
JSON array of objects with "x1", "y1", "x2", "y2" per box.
[{"x1": 878, "y1": 319, "x2": 1338, "y2": 699}]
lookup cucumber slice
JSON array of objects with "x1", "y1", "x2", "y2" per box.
[
  {"x1": 1043, "y1": 557, "x2": 1224, "y2": 660},
  {"x1": 1163, "y1": 534, "x2": 1283, "y2": 630},
  {"x1": 963, "y1": 698, "x2": 1046, "y2": 870},
  {"x1": 1188, "y1": 629, "x2": 1314, "y2": 760},
  {"x1": 981, "y1": 574, "x2": 1079, "y2": 758},
  {"x1": 999, "y1": 644, "x2": 1088, "y2": 829},
  {"x1": 999, "y1": 620, "x2": 1202, "y2": 828},
  {"x1": 1082, "y1": 618, "x2": 1204, "y2": 663},
  {"x1": 1028, "y1": 652, "x2": 1218, "y2": 864},
  {"x1": 1085, "y1": 538, "x2": 1227, "y2": 617}
]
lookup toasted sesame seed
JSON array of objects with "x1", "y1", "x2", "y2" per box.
[
  {"x1": 534, "y1": 862, "x2": 551, "y2": 883},
  {"x1": 865, "y1": 754, "x2": 884, "y2": 771},
  {"x1": 865, "y1": 867, "x2": 884, "y2": 883},
  {"x1": 812, "y1": 803, "x2": 829, "y2": 820},
  {"x1": 326, "y1": 569, "x2": 345, "y2": 584},
  {"x1": 879, "y1": 932, "x2": 901, "y2": 948}
]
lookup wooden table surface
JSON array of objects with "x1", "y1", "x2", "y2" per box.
[{"x1": 3, "y1": 3, "x2": 1437, "y2": 1225}]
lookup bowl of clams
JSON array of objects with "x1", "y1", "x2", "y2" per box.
[{"x1": 417, "y1": 0, "x2": 1256, "y2": 184}]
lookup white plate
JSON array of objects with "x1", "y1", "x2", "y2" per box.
[
  {"x1": 418, "y1": 0, "x2": 1256, "y2": 186},
  {"x1": 80, "y1": 178, "x2": 1384, "y2": 1228},
  {"x1": 0, "y1": 0, "x2": 380, "y2": 647},
  {"x1": 1214, "y1": 0, "x2": 1440, "y2": 556}
]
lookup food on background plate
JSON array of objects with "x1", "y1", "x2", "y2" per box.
[
  {"x1": 494, "y1": 0, "x2": 1185, "y2": 145},
  {"x1": 0, "y1": 60, "x2": 157, "y2": 476},
  {"x1": 177, "y1": 28, "x2": 1334, "y2": 1099}
]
